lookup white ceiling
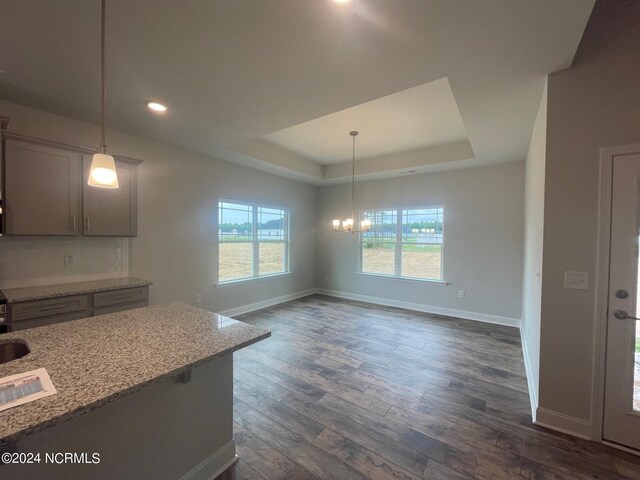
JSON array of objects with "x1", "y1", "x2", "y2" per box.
[
  {"x1": 0, "y1": 0, "x2": 595, "y2": 185},
  {"x1": 263, "y1": 77, "x2": 469, "y2": 165}
]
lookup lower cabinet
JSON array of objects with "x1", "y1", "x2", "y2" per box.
[
  {"x1": 9, "y1": 286, "x2": 149, "y2": 332},
  {"x1": 93, "y1": 286, "x2": 149, "y2": 316},
  {"x1": 12, "y1": 311, "x2": 90, "y2": 331},
  {"x1": 11, "y1": 295, "x2": 89, "y2": 324}
]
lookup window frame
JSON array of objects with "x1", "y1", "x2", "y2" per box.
[
  {"x1": 217, "y1": 199, "x2": 290, "y2": 285},
  {"x1": 359, "y1": 205, "x2": 446, "y2": 284}
]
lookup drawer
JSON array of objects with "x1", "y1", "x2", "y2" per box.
[
  {"x1": 11, "y1": 310, "x2": 89, "y2": 331},
  {"x1": 93, "y1": 300, "x2": 148, "y2": 317},
  {"x1": 93, "y1": 287, "x2": 148, "y2": 308},
  {"x1": 11, "y1": 295, "x2": 89, "y2": 322}
]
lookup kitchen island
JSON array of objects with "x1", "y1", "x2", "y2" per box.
[{"x1": 0, "y1": 302, "x2": 270, "y2": 480}]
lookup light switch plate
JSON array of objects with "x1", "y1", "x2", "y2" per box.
[{"x1": 564, "y1": 271, "x2": 589, "y2": 290}]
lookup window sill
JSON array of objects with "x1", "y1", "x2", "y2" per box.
[
  {"x1": 215, "y1": 272, "x2": 291, "y2": 288},
  {"x1": 355, "y1": 272, "x2": 449, "y2": 286}
]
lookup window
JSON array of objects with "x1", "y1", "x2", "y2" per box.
[
  {"x1": 361, "y1": 207, "x2": 443, "y2": 281},
  {"x1": 218, "y1": 201, "x2": 288, "y2": 283}
]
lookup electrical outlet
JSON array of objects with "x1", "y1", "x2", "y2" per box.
[
  {"x1": 324, "y1": 274, "x2": 329, "y2": 281},
  {"x1": 63, "y1": 255, "x2": 75, "y2": 267},
  {"x1": 195, "y1": 294, "x2": 202, "y2": 304},
  {"x1": 564, "y1": 271, "x2": 589, "y2": 290},
  {"x1": 457, "y1": 290, "x2": 465, "y2": 299}
]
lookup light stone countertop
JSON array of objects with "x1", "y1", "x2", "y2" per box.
[
  {"x1": 1, "y1": 277, "x2": 153, "y2": 304},
  {"x1": 0, "y1": 302, "x2": 270, "y2": 443}
]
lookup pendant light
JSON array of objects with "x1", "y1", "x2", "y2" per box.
[
  {"x1": 332, "y1": 131, "x2": 371, "y2": 233},
  {"x1": 88, "y1": 0, "x2": 118, "y2": 189}
]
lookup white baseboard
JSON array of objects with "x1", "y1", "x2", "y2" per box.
[
  {"x1": 180, "y1": 441, "x2": 238, "y2": 480},
  {"x1": 219, "y1": 289, "x2": 317, "y2": 317},
  {"x1": 316, "y1": 288, "x2": 521, "y2": 328},
  {"x1": 220, "y1": 287, "x2": 520, "y2": 327},
  {"x1": 535, "y1": 408, "x2": 592, "y2": 440},
  {"x1": 520, "y1": 327, "x2": 538, "y2": 422}
]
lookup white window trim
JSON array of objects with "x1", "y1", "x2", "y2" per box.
[
  {"x1": 215, "y1": 272, "x2": 292, "y2": 288},
  {"x1": 217, "y1": 199, "x2": 290, "y2": 285},
  {"x1": 358, "y1": 205, "x2": 445, "y2": 282},
  {"x1": 355, "y1": 272, "x2": 449, "y2": 286}
]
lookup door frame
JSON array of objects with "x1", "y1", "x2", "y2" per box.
[{"x1": 593, "y1": 142, "x2": 640, "y2": 446}]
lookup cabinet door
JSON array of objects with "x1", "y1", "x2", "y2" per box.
[
  {"x1": 4, "y1": 140, "x2": 81, "y2": 235},
  {"x1": 10, "y1": 310, "x2": 90, "y2": 332},
  {"x1": 82, "y1": 155, "x2": 138, "y2": 236},
  {"x1": 93, "y1": 286, "x2": 148, "y2": 308},
  {"x1": 11, "y1": 294, "x2": 89, "y2": 322}
]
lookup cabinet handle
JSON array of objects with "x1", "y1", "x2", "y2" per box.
[
  {"x1": 85, "y1": 217, "x2": 90, "y2": 232},
  {"x1": 112, "y1": 294, "x2": 133, "y2": 300},
  {"x1": 71, "y1": 216, "x2": 76, "y2": 231},
  {"x1": 40, "y1": 304, "x2": 67, "y2": 312}
]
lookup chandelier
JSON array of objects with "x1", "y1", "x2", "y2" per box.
[{"x1": 332, "y1": 131, "x2": 371, "y2": 233}]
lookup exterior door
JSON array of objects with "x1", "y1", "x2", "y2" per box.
[{"x1": 604, "y1": 152, "x2": 640, "y2": 450}]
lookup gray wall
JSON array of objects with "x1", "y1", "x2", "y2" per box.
[
  {"x1": 0, "y1": 100, "x2": 317, "y2": 313},
  {"x1": 316, "y1": 162, "x2": 525, "y2": 323},
  {"x1": 0, "y1": 237, "x2": 129, "y2": 289},
  {"x1": 540, "y1": 1, "x2": 640, "y2": 423},
  {"x1": 521, "y1": 79, "x2": 547, "y2": 413},
  {"x1": 0, "y1": 99, "x2": 526, "y2": 326}
]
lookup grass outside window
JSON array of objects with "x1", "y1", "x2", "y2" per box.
[
  {"x1": 360, "y1": 207, "x2": 444, "y2": 281},
  {"x1": 218, "y1": 201, "x2": 289, "y2": 283}
]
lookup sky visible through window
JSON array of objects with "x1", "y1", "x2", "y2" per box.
[{"x1": 220, "y1": 202, "x2": 283, "y2": 224}]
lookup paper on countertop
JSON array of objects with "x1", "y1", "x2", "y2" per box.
[{"x1": 0, "y1": 368, "x2": 57, "y2": 413}]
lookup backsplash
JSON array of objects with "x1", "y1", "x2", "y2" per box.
[{"x1": 0, "y1": 237, "x2": 129, "y2": 288}]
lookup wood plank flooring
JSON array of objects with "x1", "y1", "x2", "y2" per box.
[{"x1": 223, "y1": 294, "x2": 640, "y2": 480}]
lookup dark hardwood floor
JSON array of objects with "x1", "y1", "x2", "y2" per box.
[{"x1": 224, "y1": 294, "x2": 640, "y2": 479}]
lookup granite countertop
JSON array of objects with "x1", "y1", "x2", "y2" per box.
[
  {"x1": 0, "y1": 302, "x2": 270, "y2": 442},
  {"x1": 1, "y1": 277, "x2": 153, "y2": 303}
]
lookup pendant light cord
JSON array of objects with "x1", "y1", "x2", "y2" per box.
[
  {"x1": 350, "y1": 131, "x2": 358, "y2": 222},
  {"x1": 100, "y1": 0, "x2": 107, "y2": 152}
]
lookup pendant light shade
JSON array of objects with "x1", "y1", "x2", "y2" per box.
[
  {"x1": 88, "y1": 152, "x2": 119, "y2": 188},
  {"x1": 344, "y1": 218, "x2": 354, "y2": 232},
  {"x1": 88, "y1": 0, "x2": 118, "y2": 189}
]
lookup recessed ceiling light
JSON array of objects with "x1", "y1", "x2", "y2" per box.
[
  {"x1": 333, "y1": 0, "x2": 350, "y2": 3},
  {"x1": 147, "y1": 101, "x2": 167, "y2": 112}
]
